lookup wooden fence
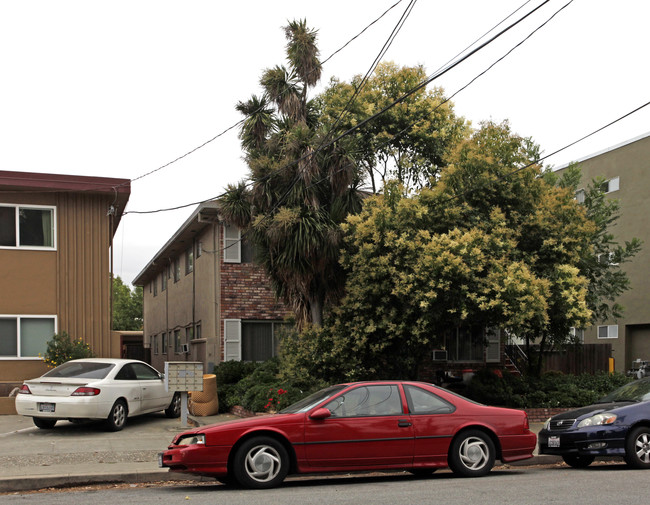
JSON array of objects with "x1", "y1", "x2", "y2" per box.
[{"x1": 542, "y1": 343, "x2": 612, "y2": 375}]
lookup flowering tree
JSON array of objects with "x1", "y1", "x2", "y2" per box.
[{"x1": 42, "y1": 332, "x2": 95, "y2": 368}]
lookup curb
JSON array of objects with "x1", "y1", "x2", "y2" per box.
[{"x1": 0, "y1": 456, "x2": 561, "y2": 493}]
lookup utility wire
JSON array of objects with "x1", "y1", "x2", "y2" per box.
[{"x1": 122, "y1": 0, "x2": 407, "y2": 187}]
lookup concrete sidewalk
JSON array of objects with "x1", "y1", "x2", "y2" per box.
[{"x1": 0, "y1": 414, "x2": 556, "y2": 493}]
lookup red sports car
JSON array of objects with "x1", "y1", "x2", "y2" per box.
[{"x1": 160, "y1": 381, "x2": 536, "y2": 488}]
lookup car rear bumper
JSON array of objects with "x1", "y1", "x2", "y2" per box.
[
  {"x1": 499, "y1": 431, "x2": 538, "y2": 462},
  {"x1": 14, "y1": 394, "x2": 112, "y2": 420}
]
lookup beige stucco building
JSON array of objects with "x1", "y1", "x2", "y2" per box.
[
  {"x1": 0, "y1": 170, "x2": 130, "y2": 412},
  {"x1": 133, "y1": 202, "x2": 291, "y2": 374},
  {"x1": 555, "y1": 132, "x2": 650, "y2": 372}
]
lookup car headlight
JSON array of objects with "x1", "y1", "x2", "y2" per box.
[
  {"x1": 176, "y1": 434, "x2": 206, "y2": 446},
  {"x1": 577, "y1": 413, "x2": 617, "y2": 428},
  {"x1": 543, "y1": 417, "x2": 551, "y2": 430}
]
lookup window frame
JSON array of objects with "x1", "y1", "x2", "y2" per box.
[
  {"x1": 173, "y1": 329, "x2": 182, "y2": 353},
  {"x1": 598, "y1": 325, "x2": 618, "y2": 339},
  {"x1": 223, "y1": 224, "x2": 241, "y2": 263},
  {"x1": 0, "y1": 204, "x2": 57, "y2": 250},
  {"x1": 0, "y1": 314, "x2": 57, "y2": 359},
  {"x1": 603, "y1": 176, "x2": 620, "y2": 194},
  {"x1": 185, "y1": 247, "x2": 194, "y2": 275}
]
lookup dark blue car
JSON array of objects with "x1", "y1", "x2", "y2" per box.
[{"x1": 538, "y1": 377, "x2": 650, "y2": 468}]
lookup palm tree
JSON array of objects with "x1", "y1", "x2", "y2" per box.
[{"x1": 220, "y1": 20, "x2": 362, "y2": 328}]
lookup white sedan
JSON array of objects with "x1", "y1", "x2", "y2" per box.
[{"x1": 15, "y1": 358, "x2": 181, "y2": 431}]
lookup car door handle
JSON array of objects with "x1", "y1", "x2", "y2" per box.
[{"x1": 398, "y1": 419, "x2": 412, "y2": 427}]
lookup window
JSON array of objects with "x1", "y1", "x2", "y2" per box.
[
  {"x1": 0, "y1": 316, "x2": 56, "y2": 358},
  {"x1": 575, "y1": 189, "x2": 586, "y2": 204},
  {"x1": 224, "y1": 320, "x2": 288, "y2": 361},
  {"x1": 161, "y1": 271, "x2": 167, "y2": 292},
  {"x1": 569, "y1": 327, "x2": 585, "y2": 343},
  {"x1": 131, "y1": 362, "x2": 161, "y2": 380},
  {"x1": 224, "y1": 224, "x2": 253, "y2": 263},
  {"x1": 161, "y1": 332, "x2": 167, "y2": 351},
  {"x1": 173, "y1": 329, "x2": 182, "y2": 353},
  {"x1": 185, "y1": 326, "x2": 194, "y2": 341},
  {"x1": 0, "y1": 205, "x2": 55, "y2": 249},
  {"x1": 324, "y1": 385, "x2": 403, "y2": 417},
  {"x1": 224, "y1": 224, "x2": 241, "y2": 263},
  {"x1": 404, "y1": 385, "x2": 455, "y2": 415},
  {"x1": 174, "y1": 258, "x2": 181, "y2": 282},
  {"x1": 153, "y1": 335, "x2": 159, "y2": 355},
  {"x1": 195, "y1": 323, "x2": 202, "y2": 340},
  {"x1": 185, "y1": 247, "x2": 194, "y2": 275},
  {"x1": 447, "y1": 327, "x2": 485, "y2": 362},
  {"x1": 598, "y1": 325, "x2": 618, "y2": 339},
  {"x1": 598, "y1": 252, "x2": 619, "y2": 266},
  {"x1": 602, "y1": 176, "x2": 620, "y2": 194},
  {"x1": 196, "y1": 241, "x2": 202, "y2": 258},
  {"x1": 153, "y1": 277, "x2": 158, "y2": 296}
]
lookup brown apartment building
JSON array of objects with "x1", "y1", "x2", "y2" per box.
[
  {"x1": 133, "y1": 201, "x2": 291, "y2": 374},
  {"x1": 555, "y1": 132, "x2": 650, "y2": 372},
  {"x1": 0, "y1": 170, "x2": 130, "y2": 410}
]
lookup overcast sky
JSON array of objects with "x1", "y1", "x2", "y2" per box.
[{"x1": 1, "y1": 0, "x2": 648, "y2": 286}]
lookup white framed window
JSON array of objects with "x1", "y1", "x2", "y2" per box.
[
  {"x1": 598, "y1": 325, "x2": 618, "y2": 339},
  {"x1": 0, "y1": 204, "x2": 56, "y2": 250},
  {"x1": 575, "y1": 189, "x2": 586, "y2": 204},
  {"x1": 0, "y1": 315, "x2": 56, "y2": 359},
  {"x1": 224, "y1": 319, "x2": 288, "y2": 361},
  {"x1": 224, "y1": 319, "x2": 241, "y2": 360},
  {"x1": 224, "y1": 224, "x2": 241, "y2": 263},
  {"x1": 597, "y1": 252, "x2": 618, "y2": 266},
  {"x1": 602, "y1": 176, "x2": 619, "y2": 194},
  {"x1": 569, "y1": 327, "x2": 585, "y2": 343}
]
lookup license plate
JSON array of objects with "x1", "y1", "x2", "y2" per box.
[
  {"x1": 38, "y1": 403, "x2": 55, "y2": 413},
  {"x1": 548, "y1": 436, "x2": 560, "y2": 448},
  {"x1": 158, "y1": 453, "x2": 164, "y2": 468}
]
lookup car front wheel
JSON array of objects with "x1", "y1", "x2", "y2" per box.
[
  {"x1": 448, "y1": 430, "x2": 495, "y2": 477},
  {"x1": 105, "y1": 400, "x2": 128, "y2": 431},
  {"x1": 625, "y1": 426, "x2": 650, "y2": 469},
  {"x1": 33, "y1": 417, "x2": 57, "y2": 429},
  {"x1": 232, "y1": 436, "x2": 289, "y2": 489},
  {"x1": 165, "y1": 392, "x2": 181, "y2": 418},
  {"x1": 562, "y1": 454, "x2": 595, "y2": 468}
]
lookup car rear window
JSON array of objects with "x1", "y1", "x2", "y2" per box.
[{"x1": 43, "y1": 362, "x2": 115, "y2": 379}]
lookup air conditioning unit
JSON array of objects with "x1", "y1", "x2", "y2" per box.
[
  {"x1": 432, "y1": 350, "x2": 447, "y2": 362},
  {"x1": 181, "y1": 343, "x2": 190, "y2": 354}
]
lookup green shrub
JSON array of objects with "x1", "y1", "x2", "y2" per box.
[
  {"x1": 214, "y1": 357, "x2": 325, "y2": 413},
  {"x1": 465, "y1": 369, "x2": 633, "y2": 408},
  {"x1": 42, "y1": 332, "x2": 95, "y2": 368}
]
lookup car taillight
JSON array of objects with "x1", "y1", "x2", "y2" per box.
[
  {"x1": 523, "y1": 413, "x2": 530, "y2": 430},
  {"x1": 18, "y1": 384, "x2": 32, "y2": 395},
  {"x1": 71, "y1": 387, "x2": 101, "y2": 396}
]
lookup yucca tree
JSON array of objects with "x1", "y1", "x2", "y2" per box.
[{"x1": 220, "y1": 20, "x2": 362, "y2": 328}]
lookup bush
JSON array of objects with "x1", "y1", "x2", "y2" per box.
[
  {"x1": 42, "y1": 332, "x2": 94, "y2": 368},
  {"x1": 464, "y1": 369, "x2": 633, "y2": 408},
  {"x1": 214, "y1": 358, "x2": 325, "y2": 413}
]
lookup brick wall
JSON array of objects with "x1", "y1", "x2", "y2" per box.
[
  {"x1": 523, "y1": 408, "x2": 572, "y2": 422},
  {"x1": 221, "y1": 262, "x2": 289, "y2": 320}
]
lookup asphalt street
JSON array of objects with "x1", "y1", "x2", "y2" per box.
[{"x1": 0, "y1": 413, "x2": 552, "y2": 493}]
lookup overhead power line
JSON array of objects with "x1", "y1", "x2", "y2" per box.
[{"x1": 124, "y1": 0, "x2": 408, "y2": 187}]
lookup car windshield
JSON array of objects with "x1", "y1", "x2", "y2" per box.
[
  {"x1": 42, "y1": 361, "x2": 115, "y2": 379},
  {"x1": 597, "y1": 378, "x2": 650, "y2": 403},
  {"x1": 280, "y1": 385, "x2": 347, "y2": 414}
]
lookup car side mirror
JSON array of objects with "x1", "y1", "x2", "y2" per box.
[{"x1": 309, "y1": 407, "x2": 332, "y2": 420}]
